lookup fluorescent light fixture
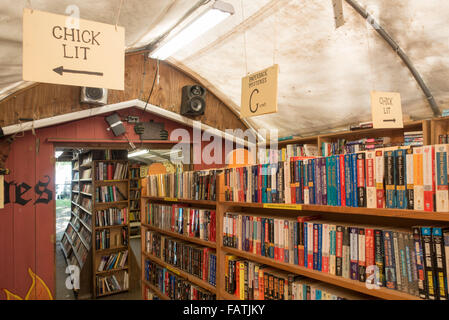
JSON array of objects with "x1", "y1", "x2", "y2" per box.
[
  {"x1": 150, "y1": 0, "x2": 234, "y2": 60},
  {"x1": 55, "y1": 151, "x2": 63, "y2": 158},
  {"x1": 128, "y1": 149, "x2": 149, "y2": 158}
]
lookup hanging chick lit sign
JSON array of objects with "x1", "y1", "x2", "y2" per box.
[
  {"x1": 22, "y1": 8, "x2": 124, "y2": 90},
  {"x1": 370, "y1": 91, "x2": 404, "y2": 128},
  {"x1": 241, "y1": 64, "x2": 279, "y2": 118}
]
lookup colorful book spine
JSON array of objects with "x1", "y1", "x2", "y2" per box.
[
  {"x1": 435, "y1": 144, "x2": 449, "y2": 212},
  {"x1": 351, "y1": 153, "x2": 358, "y2": 208},
  {"x1": 413, "y1": 147, "x2": 424, "y2": 210},
  {"x1": 423, "y1": 146, "x2": 435, "y2": 212},
  {"x1": 335, "y1": 156, "x2": 341, "y2": 206},
  {"x1": 329, "y1": 225, "x2": 336, "y2": 275},
  {"x1": 385, "y1": 150, "x2": 396, "y2": 208},
  {"x1": 375, "y1": 149, "x2": 385, "y2": 208},
  {"x1": 395, "y1": 149, "x2": 407, "y2": 209},
  {"x1": 358, "y1": 228, "x2": 366, "y2": 282},
  {"x1": 356, "y1": 152, "x2": 366, "y2": 207},
  {"x1": 374, "y1": 229, "x2": 385, "y2": 287},
  {"x1": 365, "y1": 228, "x2": 375, "y2": 286},
  {"x1": 421, "y1": 226, "x2": 437, "y2": 299},
  {"x1": 383, "y1": 230, "x2": 396, "y2": 290},
  {"x1": 342, "y1": 226, "x2": 350, "y2": 279},
  {"x1": 432, "y1": 227, "x2": 448, "y2": 300},
  {"x1": 322, "y1": 224, "x2": 330, "y2": 274},
  {"x1": 406, "y1": 148, "x2": 414, "y2": 210},
  {"x1": 366, "y1": 150, "x2": 376, "y2": 208},
  {"x1": 339, "y1": 154, "x2": 346, "y2": 207},
  {"x1": 344, "y1": 154, "x2": 352, "y2": 207},
  {"x1": 392, "y1": 231, "x2": 403, "y2": 292},
  {"x1": 350, "y1": 227, "x2": 358, "y2": 280},
  {"x1": 321, "y1": 157, "x2": 327, "y2": 205},
  {"x1": 335, "y1": 225, "x2": 343, "y2": 277}
]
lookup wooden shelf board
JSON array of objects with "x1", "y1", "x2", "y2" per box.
[
  {"x1": 95, "y1": 179, "x2": 128, "y2": 183},
  {"x1": 220, "y1": 289, "x2": 242, "y2": 300},
  {"x1": 72, "y1": 190, "x2": 79, "y2": 193},
  {"x1": 221, "y1": 246, "x2": 420, "y2": 300},
  {"x1": 96, "y1": 267, "x2": 128, "y2": 275},
  {"x1": 80, "y1": 178, "x2": 92, "y2": 182},
  {"x1": 141, "y1": 280, "x2": 170, "y2": 300},
  {"x1": 79, "y1": 206, "x2": 92, "y2": 215},
  {"x1": 95, "y1": 224, "x2": 128, "y2": 230},
  {"x1": 142, "y1": 251, "x2": 216, "y2": 294},
  {"x1": 95, "y1": 200, "x2": 129, "y2": 206},
  {"x1": 142, "y1": 196, "x2": 216, "y2": 206},
  {"x1": 96, "y1": 246, "x2": 128, "y2": 254},
  {"x1": 220, "y1": 201, "x2": 449, "y2": 222},
  {"x1": 80, "y1": 192, "x2": 92, "y2": 196},
  {"x1": 96, "y1": 289, "x2": 129, "y2": 298},
  {"x1": 142, "y1": 223, "x2": 216, "y2": 249}
]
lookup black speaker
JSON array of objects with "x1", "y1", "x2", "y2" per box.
[{"x1": 180, "y1": 85, "x2": 206, "y2": 116}]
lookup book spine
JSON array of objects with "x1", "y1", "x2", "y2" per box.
[
  {"x1": 350, "y1": 227, "x2": 359, "y2": 280},
  {"x1": 406, "y1": 148, "x2": 414, "y2": 210},
  {"x1": 396, "y1": 149, "x2": 407, "y2": 209},
  {"x1": 435, "y1": 144, "x2": 449, "y2": 212},
  {"x1": 336, "y1": 155, "x2": 341, "y2": 206},
  {"x1": 340, "y1": 154, "x2": 346, "y2": 207},
  {"x1": 358, "y1": 228, "x2": 366, "y2": 282},
  {"x1": 329, "y1": 225, "x2": 336, "y2": 275},
  {"x1": 393, "y1": 231, "x2": 403, "y2": 292},
  {"x1": 318, "y1": 223, "x2": 323, "y2": 271},
  {"x1": 321, "y1": 157, "x2": 327, "y2": 205},
  {"x1": 385, "y1": 151, "x2": 396, "y2": 208},
  {"x1": 398, "y1": 232, "x2": 409, "y2": 293},
  {"x1": 351, "y1": 154, "x2": 358, "y2": 207},
  {"x1": 375, "y1": 150, "x2": 385, "y2": 208},
  {"x1": 422, "y1": 226, "x2": 437, "y2": 299},
  {"x1": 383, "y1": 230, "x2": 397, "y2": 290},
  {"x1": 357, "y1": 152, "x2": 367, "y2": 207},
  {"x1": 322, "y1": 224, "x2": 330, "y2": 274},
  {"x1": 432, "y1": 227, "x2": 448, "y2": 300},
  {"x1": 366, "y1": 150, "x2": 376, "y2": 208},
  {"x1": 374, "y1": 229, "x2": 385, "y2": 287},
  {"x1": 365, "y1": 228, "x2": 375, "y2": 285},
  {"x1": 344, "y1": 154, "x2": 352, "y2": 207},
  {"x1": 336, "y1": 225, "x2": 343, "y2": 277},
  {"x1": 342, "y1": 226, "x2": 350, "y2": 279},
  {"x1": 307, "y1": 222, "x2": 314, "y2": 269},
  {"x1": 413, "y1": 147, "x2": 424, "y2": 210},
  {"x1": 423, "y1": 146, "x2": 435, "y2": 212},
  {"x1": 313, "y1": 224, "x2": 319, "y2": 270},
  {"x1": 303, "y1": 160, "x2": 309, "y2": 205}
]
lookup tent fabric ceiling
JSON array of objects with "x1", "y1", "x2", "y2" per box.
[{"x1": 0, "y1": 0, "x2": 448, "y2": 138}]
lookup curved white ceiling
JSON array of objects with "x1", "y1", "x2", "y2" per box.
[{"x1": 1, "y1": 0, "x2": 448, "y2": 138}]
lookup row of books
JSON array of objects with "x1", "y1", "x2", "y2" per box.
[
  {"x1": 80, "y1": 198, "x2": 92, "y2": 211},
  {"x1": 145, "y1": 230, "x2": 217, "y2": 286},
  {"x1": 95, "y1": 207, "x2": 129, "y2": 227},
  {"x1": 144, "y1": 203, "x2": 216, "y2": 242},
  {"x1": 130, "y1": 200, "x2": 139, "y2": 211},
  {"x1": 439, "y1": 134, "x2": 449, "y2": 144},
  {"x1": 129, "y1": 211, "x2": 140, "y2": 222},
  {"x1": 259, "y1": 144, "x2": 319, "y2": 164},
  {"x1": 72, "y1": 194, "x2": 79, "y2": 203},
  {"x1": 404, "y1": 131, "x2": 424, "y2": 147},
  {"x1": 130, "y1": 179, "x2": 140, "y2": 189},
  {"x1": 81, "y1": 152, "x2": 93, "y2": 166},
  {"x1": 221, "y1": 144, "x2": 449, "y2": 212},
  {"x1": 79, "y1": 210, "x2": 92, "y2": 227},
  {"x1": 96, "y1": 271, "x2": 129, "y2": 296},
  {"x1": 321, "y1": 137, "x2": 392, "y2": 157},
  {"x1": 66, "y1": 224, "x2": 77, "y2": 243},
  {"x1": 143, "y1": 288, "x2": 161, "y2": 300},
  {"x1": 79, "y1": 227, "x2": 92, "y2": 245},
  {"x1": 130, "y1": 167, "x2": 140, "y2": 179},
  {"x1": 225, "y1": 256, "x2": 367, "y2": 300},
  {"x1": 81, "y1": 183, "x2": 92, "y2": 194},
  {"x1": 145, "y1": 170, "x2": 217, "y2": 201},
  {"x1": 130, "y1": 190, "x2": 140, "y2": 199},
  {"x1": 96, "y1": 162, "x2": 128, "y2": 181},
  {"x1": 95, "y1": 227, "x2": 128, "y2": 250},
  {"x1": 81, "y1": 168, "x2": 92, "y2": 180},
  {"x1": 95, "y1": 185, "x2": 127, "y2": 203},
  {"x1": 223, "y1": 212, "x2": 449, "y2": 300},
  {"x1": 73, "y1": 234, "x2": 89, "y2": 266},
  {"x1": 73, "y1": 172, "x2": 79, "y2": 180},
  {"x1": 144, "y1": 260, "x2": 216, "y2": 300},
  {"x1": 72, "y1": 184, "x2": 79, "y2": 191},
  {"x1": 97, "y1": 250, "x2": 128, "y2": 272}
]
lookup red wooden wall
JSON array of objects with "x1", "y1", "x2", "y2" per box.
[{"x1": 0, "y1": 107, "x2": 230, "y2": 299}]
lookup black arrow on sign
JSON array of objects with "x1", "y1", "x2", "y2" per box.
[
  {"x1": 53, "y1": 66, "x2": 103, "y2": 76},
  {"x1": 383, "y1": 119, "x2": 396, "y2": 123}
]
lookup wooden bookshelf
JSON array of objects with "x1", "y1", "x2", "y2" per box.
[
  {"x1": 92, "y1": 156, "x2": 130, "y2": 298},
  {"x1": 129, "y1": 165, "x2": 141, "y2": 238},
  {"x1": 62, "y1": 149, "x2": 131, "y2": 299},
  {"x1": 140, "y1": 196, "x2": 218, "y2": 300}
]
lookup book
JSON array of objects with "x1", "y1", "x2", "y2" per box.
[
  {"x1": 365, "y1": 150, "x2": 376, "y2": 208},
  {"x1": 395, "y1": 149, "x2": 407, "y2": 209},
  {"x1": 434, "y1": 144, "x2": 449, "y2": 212},
  {"x1": 423, "y1": 146, "x2": 435, "y2": 211},
  {"x1": 421, "y1": 226, "x2": 437, "y2": 299},
  {"x1": 432, "y1": 227, "x2": 448, "y2": 300},
  {"x1": 375, "y1": 150, "x2": 385, "y2": 208},
  {"x1": 384, "y1": 150, "x2": 396, "y2": 208},
  {"x1": 356, "y1": 152, "x2": 366, "y2": 207},
  {"x1": 405, "y1": 148, "x2": 414, "y2": 209},
  {"x1": 413, "y1": 147, "x2": 424, "y2": 210}
]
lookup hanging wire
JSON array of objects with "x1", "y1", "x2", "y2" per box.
[
  {"x1": 273, "y1": 5, "x2": 278, "y2": 66},
  {"x1": 364, "y1": 11, "x2": 376, "y2": 90},
  {"x1": 241, "y1": 0, "x2": 248, "y2": 75},
  {"x1": 115, "y1": 0, "x2": 124, "y2": 31}
]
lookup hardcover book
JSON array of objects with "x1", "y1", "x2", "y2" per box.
[{"x1": 413, "y1": 147, "x2": 424, "y2": 210}]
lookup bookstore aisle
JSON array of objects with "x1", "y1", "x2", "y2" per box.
[{"x1": 4, "y1": 1, "x2": 449, "y2": 316}]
